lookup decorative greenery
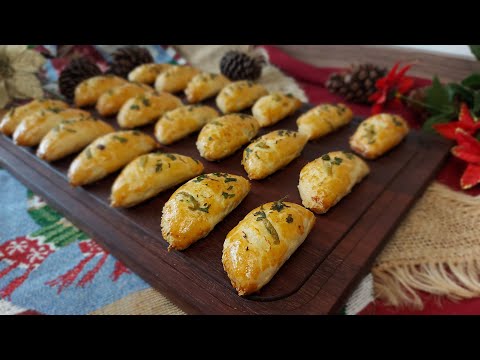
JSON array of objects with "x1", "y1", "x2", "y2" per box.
[{"x1": 469, "y1": 45, "x2": 480, "y2": 61}]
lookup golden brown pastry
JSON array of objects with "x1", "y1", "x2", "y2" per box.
[
  {"x1": 128, "y1": 63, "x2": 173, "y2": 84},
  {"x1": 161, "y1": 172, "x2": 250, "y2": 251},
  {"x1": 96, "y1": 82, "x2": 153, "y2": 116},
  {"x1": 216, "y1": 81, "x2": 268, "y2": 114},
  {"x1": 117, "y1": 92, "x2": 182, "y2": 129},
  {"x1": 252, "y1": 92, "x2": 302, "y2": 127},
  {"x1": 222, "y1": 199, "x2": 316, "y2": 296},
  {"x1": 185, "y1": 72, "x2": 230, "y2": 103},
  {"x1": 13, "y1": 108, "x2": 90, "y2": 147},
  {"x1": 154, "y1": 105, "x2": 219, "y2": 145},
  {"x1": 74, "y1": 75, "x2": 127, "y2": 107},
  {"x1": 154, "y1": 65, "x2": 200, "y2": 93},
  {"x1": 298, "y1": 151, "x2": 370, "y2": 214},
  {"x1": 242, "y1": 130, "x2": 308, "y2": 180},
  {"x1": 349, "y1": 113, "x2": 409, "y2": 159},
  {"x1": 196, "y1": 114, "x2": 260, "y2": 161},
  {"x1": 297, "y1": 103, "x2": 353, "y2": 140},
  {"x1": 68, "y1": 131, "x2": 157, "y2": 187},
  {"x1": 0, "y1": 99, "x2": 68, "y2": 136},
  {"x1": 37, "y1": 118, "x2": 114, "y2": 162},
  {"x1": 111, "y1": 153, "x2": 204, "y2": 208}
]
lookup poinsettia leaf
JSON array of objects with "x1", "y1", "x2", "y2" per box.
[
  {"x1": 461, "y1": 163, "x2": 480, "y2": 190},
  {"x1": 426, "y1": 76, "x2": 455, "y2": 114},
  {"x1": 422, "y1": 113, "x2": 455, "y2": 133},
  {"x1": 462, "y1": 73, "x2": 480, "y2": 90},
  {"x1": 469, "y1": 45, "x2": 480, "y2": 61},
  {"x1": 473, "y1": 91, "x2": 480, "y2": 115},
  {"x1": 446, "y1": 83, "x2": 474, "y2": 105}
]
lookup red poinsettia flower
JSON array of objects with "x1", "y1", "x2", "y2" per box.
[
  {"x1": 451, "y1": 128, "x2": 480, "y2": 190},
  {"x1": 369, "y1": 62, "x2": 415, "y2": 114},
  {"x1": 433, "y1": 103, "x2": 480, "y2": 140}
]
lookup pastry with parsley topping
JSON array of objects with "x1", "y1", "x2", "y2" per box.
[
  {"x1": 117, "y1": 92, "x2": 182, "y2": 129},
  {"x1": 13, "y1": 108, "x2": 90, "y2": 147},
  {"x1": 185, "y1": 72, "x2": 230, "y2": 103},
  {"x1": 74, "y1": 75, "x2": 127, "y2": 107},
  {"x1": 96, "y1": 82, "x2": 154, "y2": 116},
  {"x1": 0, "y1": 99, "x2": 68, "y2": 136},
  {"x1": 128, "y1": 63, "x2": 173, "y2": 85},
  {"x1": 222, "y1": 199, "x2": 316, "y2": 296},
  {"x1": 297, "y1": 103, "x2": 353, "y2": 140},
  {"x1": 155, "y1": 105, "x2": 219, "y2": 145},
  {"x1": 37, "y1": 117, "x2": 114, "y2": 162},
  {"x1": 154, "y1": 65, "x2": 200, "y2": 93},
  {"x1": 196, "y1": 114, "x2": 260, "y2": 161},
  {"x1": 350, "y1": 113, "x2": 409, "y2": 159},
  {"x1": 68, "y1": 131, "x2": 157, "y2": 187},
  {"x1": 161, "y1": 173, "x2": 250, "y2": 251},
  {"x1": 111, "y1": 153, "x2": 204, "y2": 208},
  {"x1": 242, "y1": 130, "x2": 308, "y2": 180},
  {"x1": 252, "y1": 92, "x2": 302, "y2": 127},
  {"x1": 298, "y1": 151, "x2": 369, "y2": 214},
  {"x1": 216, "y1": 81, "x2": 268, "y2": 114}
]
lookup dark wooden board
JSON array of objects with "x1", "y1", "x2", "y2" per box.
[{"x1": 0, "y1": 97, "x2": 451, "y2": 314}]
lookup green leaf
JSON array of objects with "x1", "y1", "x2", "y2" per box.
[
  {"x1": 462, "y1": 73, "x2": 480, "y2": 90},
  {"x1": 422, "y1": 113, "x2": 455, "y2": 133},
  {"x1": 426, "y1": 76, "x2": 455, "y2": 114},
  {"x1": 446, "y1": 83, "x2": 474, "y2": 105},
  {"x1": 474, "y1": 91, "x2": 480, "y2": 114},
  {"x1": 469, "y1": 45, "x2": 480, "y2": 60}
]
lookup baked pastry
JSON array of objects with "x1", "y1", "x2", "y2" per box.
[
  {"x1": 185, "y1": 72, "x2": 230, "y2": 103},
  {"x1": 37, "y1": 118, "x2": 114, "y2": 162},
  {"x1": 111, "y1": 152, "x2": 204, "y2": 208},
  {"x1": 161, "y1": 172, "x2": 250, "y2": 251},
  {"x1": 13, "y1": 108, "x2": 90, "y2": 147},
  {"x1": 297, "y1": 103, "x2": 353, "y2": 140},
  {"x1": 252, "y1": 92, "x2": 302, "y2": 127},
  {"x1": 74, "y1": 75, "x2": 127, "y2": 107},
  {"x1": 222, "y1": 199, "x2": 316, "y2": 296},
  {"x1": 0, "y1": 99, "x2": 68, "y2": 136},
  {"x1": 196, "y1": 114, "x2": 260, "y2": 161},
  {"x1": 96, "y1": 82, "x2": 153, "y2": 116},
  {"x1": 242, "y1": 130, "x2": 308, "y2": 180},
  {"x1": 68, "y1": 130, "x2": 157, "y2": 187},
  {"x1": 216, "y1": 81, "x2": 268, "y2": 114},
  {"x1": 155, "y1": 105, "x2": 219, "y2": 145},
  {"x1": 128, "y1": 63, "x2": 173, "y2": 84},
  {"x1": 298, "y1": 151, "x2": 370, "y2": 214},
  {"x1": 117, "y1": 92, "x2": 182, "y2": 129},
  {"x1": 154, "y1": 65, "x2": 200, "y2": 93},
  {"x1": 349, "y1": 113, "x2": 409, "y2": 159}
]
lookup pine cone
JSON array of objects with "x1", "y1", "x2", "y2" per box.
[
  {"x1": 220, "y1": 50, "x2": 265, "y2": 81},
  {"x1": 405, "y1": 86, "x2": 430, "y2": 121},
  {"x1": 326, "y1": 64, "x2": 387, "y2": 104},
  {"x1": 109, "y1": 46, "x2": 154, "y2": 78},
  {"x1": 58, "y1": 57, "x2": 102, "y2": 101}
]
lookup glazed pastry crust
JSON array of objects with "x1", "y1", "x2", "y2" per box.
[
  {"x1": 128, "y1": 63, "x2": 173, "y2": 84},
  {"x1": 96, "y1": 82, "x2": 153, "y2": 116},
  {"x1": 68, "y1": 131, "x2": 157, "y2": 187},
  {"x1": 222, "y1": 201, "x2": 316, "y2": 296},
  {"x1": 185, "y1": 72, "x2": 230, "y2": 103},
  {"x1": 349, "y1": 113, "x2": 409, "y2": 159},
  {"x1": 196, "y1": 114, "x2": 260, "y2": 161},
  {"x1": 242, "y1": 130, "x2": 308, "y2": 180},
  {"x1": 37, "y1": 118, "x2": 114, "y2": 162},
  {"x1": 155, "y1": 105, "x2": 219, "y2": 145},
  {"x1": 74, "y1": 76, "x2": 127, "y2": 107},
  {"x1": 111, "y1": 153, "x2": 204, "y2": 208},
  {"x1": 298, "y1": 151, "x2": 370, "y2": 214},
  {"x1": 161, "y1": 173, "x2": 250, "y2": 251},
  {"x1": 117, "y1": 92, "x2": 182, "y2": 129},
  {"x1": 0, "y1": 99, "x2": 68, "y2": 136},
  {"x1": 252, "y1": 92, "x2": 302, "y2": 127},
  {"x1": 13, "y1": 108, "x2": 90, "y2": 147},
  {"x1": 297, "y1": 103, "x2": 353, "y2": 140},
  {"x1": 216, "y1": 81, "x2": 268, "y2": 114},
  {"x1": 154, "y1": 66, "x2": 200, "y2": 93}
]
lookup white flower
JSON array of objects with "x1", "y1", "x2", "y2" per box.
[{"x1": 0, "y1": 45, "x2": 45, "y2": 108}]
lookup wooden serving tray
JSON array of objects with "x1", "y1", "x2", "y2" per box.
[{"x1": 0, "y1": 99, "x2": 451, "y2": 314}]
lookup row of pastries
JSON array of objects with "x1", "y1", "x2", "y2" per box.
[{"x1": 0, "y1": 62, "x2": 410, "y2": 297}]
